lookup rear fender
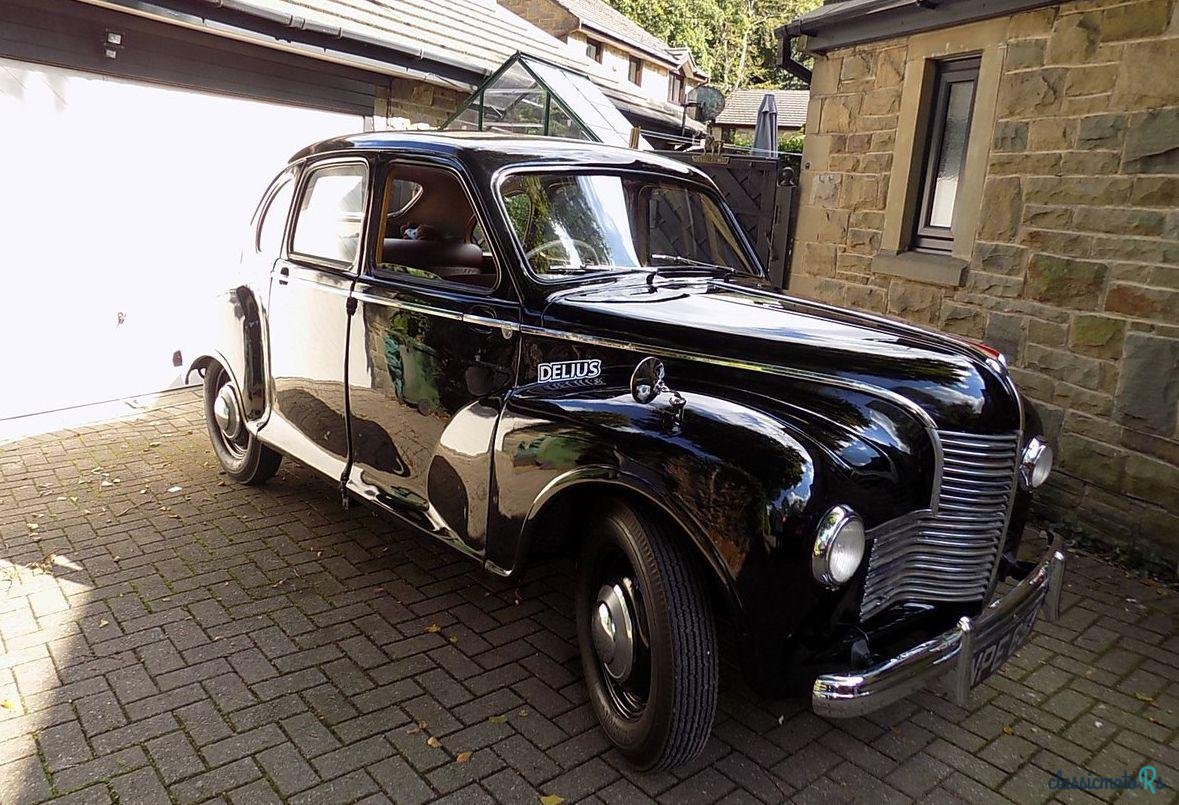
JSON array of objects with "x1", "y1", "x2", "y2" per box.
[{"x1": 185, "y1": 285, "x2": 268, "y2": 422}]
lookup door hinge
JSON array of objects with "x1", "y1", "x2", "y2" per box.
[{"x1": 346, "y1": 297, "x2": 358, "y2": 316}]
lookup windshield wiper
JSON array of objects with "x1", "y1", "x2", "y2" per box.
[{"x1": 646, "y1": 255, "x2": 738, "y2": 285}]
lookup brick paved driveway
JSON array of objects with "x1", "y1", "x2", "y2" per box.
[{"x1": 1, "y1": 391, "x2": 1176, "y2": 805}]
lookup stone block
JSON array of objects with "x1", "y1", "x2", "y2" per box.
[
  {"x1": 997, "y1": 69, "x2": 1065, "y2": 117},
  {"x1": 1124, "y1": 454, "x2": 1179, "y2": 508},
  {"x1": 1090, "y1": 236, "x2": 1170, "y2": 265},
  {"x1": 1021, "y1": 205, "x2": 1072, "y2": 230},
  {"x1": 1063, "y1": 410, "x2": 1122, "y2": 445},
  {"x1": 973, "y1": 242, "x2": 1029, "y2": 276},
  {"x1": 990, "y1": 152, "x2": 1061, "y2": 175},
  {"x1": 1007, "y1": 39, "x2": 1046, "y2": 70},
  {"x1": 1024, "y1": 175, "x2": 1132, "y2": 206},
  {"x1": 1122, "y1": 428, "x2": 1179, "y2": 465},
  {"x1": 875, "y1": 47, "x2": 907, "y2": 89},
  {"x1": 1026, "y1": 342, "x2": 1116, "y2": 392},
  {"x1": 1074, "y1": 207, "x2": 1168, "y2": 237},
  {"x1": 887, "y1": 280, "x2": 943, "y2": 326},
  {"x1": 1113, "y1": 37, "x2": 1179, "y2": 110},
  {"x1": 1131, "y1": 177, "x2": 1179, "y2": 207},
  {"x1": 1064, "y1": 64, "x2": 1117, "y2": 96},
  {"x1": 799, "y1": 241, "x2": 839, "y2": 276},
  {"x1": 1046, "y1": 13, "x2": 1101, "y2": 64},
  {"x1": 1058, "y1": 434, "x2": 1127, "y2": 488},
  {"x1": 840, "y1": 52, "x2": 875, "y2": 83},
  {"x1": 1062, "y1": 94, "x2": 1118, "y2": 116},
  {"x1": 1026, "y1": 253, "x2": 1109, "y2": 309},
  {"x1": 1100, "y1": 0, "x2": 1171, "y2": 41},
  {"x1": 1028, "y1": 118, "x2": 1076, "y2": 151},
  {"x1": 843, "y1": 283, "x2": 887, "y2": 313},
  {"x1": 1122, "y1": 108, "x2": 1179, "y2": 174},
  {"x1": 993, "y1": 120, "x2": 1029, "y2": 152},
  {"x1": 1069, "y1": 314, "x2": 1126, "y2": 359},
  {"x1": 837, "y1": 251, "x2": 872, "y2": 276},
  {"x1": 820, "y1": 94, "x2": 861, "y2": 133},
  {"x1": 985, "y1": 312, "x2": 1026, "y2": 364},
  {"x1": 811, "y1": 173, "x2": 841, "y2": 208},
  {"x1": 976, "y1": 176, "x2": 1024, "y2": 242},
  {"x1": 1059, "y1": 150, "x2": 1121, "y2": 175},
  {"x1": 1115, "y1": 332, "x2": 1179, "y2": 436},
  {"x1": 1010, "y1": 366, "x2": 1057, "y2": 400},
  {"x1": 1104, "y1": 284, "x2": 1176, "y2": 321},
  {"x1": 965, "y1": 270, "x2": 1024, "y2": 298},
  {"x1": 940, "y1": 301, "x2": 986, "y2": 338},
  {"x1": 1009, "y1": 7, "x2": 1057, "y2": 38},
  {"x1": 797, "y1": 206, "x2": 851, "y2": 244},
  {"x1": 862, "y1": 88, "x2": 901, "y2": 116},
  {"x1": 1076, "y1": 114, "x2": 1125, "y2": 149},
  {"x1": 1053, "y1": 380, "x2": 1113, "y2": 416},
  {"x1": 859, "y1": 152, "x2": 893, "y2": 173},
  {"x1": 846, "y1": 227, "x2": 880, "y2": 254},
  {"x1": 840, "y1": 174, "x2": 885, "y2": 211},
  {"x1": 1028, "y1": 317, "x2": 1068, "y2": 348}
]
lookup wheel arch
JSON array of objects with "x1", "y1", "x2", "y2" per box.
[{"x1": 517, "y1": 468, "x2": 748, "y2": 633}]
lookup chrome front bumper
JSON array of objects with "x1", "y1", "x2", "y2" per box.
[{"x1": 813, "y1": 535, "x2": 1066, "y2": 718}]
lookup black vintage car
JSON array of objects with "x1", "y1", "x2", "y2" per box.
[{"x1": 191, "y1": 131, "x2": 1065, "y2": 770}]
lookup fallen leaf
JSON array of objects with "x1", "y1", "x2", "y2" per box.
[
  {"x1": 488, "y1": 715, "x2": 508, "y2": 724},
  {"x1": 425, "y1": 624, "x2": 441, "y2": 634},
  {"x1": 25, "y1": 523, "x2": 38, "y2": 530},
  {"x1": 1002, "y1": 725, "x2": 1014, "y2": 735},
  {"x1": 167, "y1": 485, "x2": 182, "y2": 493},
  {"x1": 539, "y1": 795, "x2": 564, "y2": 805},
  {"x1": 448, "y1": 636, "x2": 458, "y2": 644},
  {"x1": 0, "y1": 698, "x2": 17, "y2": 710},
  {"x1": 1134, "y1": 693, "x2": 1154, "y2": 703},
  {"x1": 98, "y1": 619, "x2": 109, "y2": 628},
  {"x1": 455, "y1": 751, "x2": 472, "y2": 763},
  {"x1": 149, "y1": 441, "x2": 161, "y2": 448},
  {"x1": 100, "y1": 480, "x2": 113, "y2": 488},
  {"x1": 426, "y1": 736, "x2": 442, "y2": 748}
]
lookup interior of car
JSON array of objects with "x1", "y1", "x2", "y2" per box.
[{"x1": 376, "y1": 163, "x2": 497, "y2": 289}]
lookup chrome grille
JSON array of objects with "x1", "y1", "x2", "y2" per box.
[{"x1": 860, "y1": 430, "x2": 1020, "y2": 620}]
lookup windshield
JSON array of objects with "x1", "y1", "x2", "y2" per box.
[{"x1": 498, "y1": 172, "x2": 757, "y2": 278}]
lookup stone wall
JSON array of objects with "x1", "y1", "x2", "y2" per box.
[
  {"x1": 791, "y1": 0, "x2": 1179, "y2": 565},
  {"x1": 376, "y1": 78, "x2": 468, "y2": 129}
]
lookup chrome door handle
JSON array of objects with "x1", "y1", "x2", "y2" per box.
[{"x1": 276, "y1": 266, "x2": 290, "y2": 285}]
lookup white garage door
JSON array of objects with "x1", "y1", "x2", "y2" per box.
[{"x1": 0, "y1": 57, "x2": 364, "y2": 419}]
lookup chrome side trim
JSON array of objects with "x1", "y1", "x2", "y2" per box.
[
  {"x1": 518, "y1": 322, "x2": 944, "y2": 509},
  {"x1": 351, "y1": 292, "x2": 467, "y2": 322}
]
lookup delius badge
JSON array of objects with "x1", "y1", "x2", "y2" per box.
[{"x1": 537, "y1": 359, "x2": 602, "y2": 383}]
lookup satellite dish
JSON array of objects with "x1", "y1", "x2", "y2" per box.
[{"x1": 687, "y1": 86, "x2": 725, "y2": 123}]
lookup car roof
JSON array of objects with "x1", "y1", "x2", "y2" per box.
[{"x1": 290, "y1": 130, "x2": 704, "y2": 181}]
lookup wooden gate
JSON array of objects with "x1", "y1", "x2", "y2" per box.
[{"x1": 655, "y1": 151, "x2": 799, "y2": 288}]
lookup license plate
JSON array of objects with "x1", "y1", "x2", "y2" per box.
[{"x1": 966, "y1": 594, "x2": 1043, "y2": 689}]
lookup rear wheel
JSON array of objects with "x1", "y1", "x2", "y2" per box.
[
  {"x1": 575, "y1": 499, "x2": 718, "y2": 770},
  {"x1": 203, "y1": 363, "x2": 281, "y2": 485}
]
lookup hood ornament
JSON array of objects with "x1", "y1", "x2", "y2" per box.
[{"x1": 630, "y1": 357, "x2": 686, "y2": 432}]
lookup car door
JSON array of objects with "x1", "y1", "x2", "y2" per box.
[
  {"x1": 345, "y1": 158, "x2": 519, "y2": 558},
  {"x1": 262, "y1": 157, "x2": 370, "y2": 481}
]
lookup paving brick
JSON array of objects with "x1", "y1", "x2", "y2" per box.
[
  {"x1": 256, "y1": 742, "x2": 320, "y2": 796},
  {"x1": 109, "y1": 766, "x2": 169, "y2": 805},
  {"x1": 145, "y1": 731, "x2": 205, "y2": 784}
]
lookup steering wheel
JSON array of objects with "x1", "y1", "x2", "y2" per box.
[{"x1": 526, "y1": 238, "x2": 600, "y2": 268}]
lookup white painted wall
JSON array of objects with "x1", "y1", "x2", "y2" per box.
[{"x1": 0, "y1": 57, "x2": 363, "y2": 418}]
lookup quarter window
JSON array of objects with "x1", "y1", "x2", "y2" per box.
[
  {"x1": 291, "y1": 163, "x2": 367, "y2": 265},
  {"x1": 912, "y1": 56, "x2": 980, "y2": 253},
  {"x1": 256, "y1": 177, "x2": 294, "y2": 256}
]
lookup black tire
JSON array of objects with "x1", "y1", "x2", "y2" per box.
[
  {"x1": 575, "y1": 498, "x2": 718, "y2": 770},
  {"x1": 203, "y1": 363, "x2": 281, "y2": 485}
]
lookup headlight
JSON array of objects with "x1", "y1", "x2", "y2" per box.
[
  {"x1": 1020, "y1": 437, "x2": 1053, "y2": 489},
  {"x1": 812, "y1": 505, "x2": 866, "y2": 588}
]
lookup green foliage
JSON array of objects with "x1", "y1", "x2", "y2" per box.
[{"x1": 607, "y1": 0, "x2": 821, "y2": 90}]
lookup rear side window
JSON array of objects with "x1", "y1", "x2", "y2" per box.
[
  {"x1": 291, "y1": 163, "x2": 367, "y2": 265},
  {"x1": 256, "y1": 177, "x2": 294, "y2": 256}
]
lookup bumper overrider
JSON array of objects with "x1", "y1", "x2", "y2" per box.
[{"x1": 813, "y1": 535, "x2": 1067, "y2": 717}]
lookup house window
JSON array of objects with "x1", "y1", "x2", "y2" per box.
[
  {"x1": 911, "y1": 56, "x2": 980, "y2": 253},
  {"x1": 628, "y1": 56, "x2": 643, "y2": 86},
  {"x1": 668, "y1": 73, "x2": 684, "y2": 104},
  {"x1": 585, "y1": 38, "x2": 603, "y2": 62}
]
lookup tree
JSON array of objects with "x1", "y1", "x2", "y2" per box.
[{"x1": 607, "y1": 0, "x2": 821, "y2": 90}]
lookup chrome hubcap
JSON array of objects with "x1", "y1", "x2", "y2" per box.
[
  {"x1": 592, "y1": 583, "x2": 635, "y2": 682},
  {"x1": 213, "y1": 384, "x2": 241, "y2": 440}
]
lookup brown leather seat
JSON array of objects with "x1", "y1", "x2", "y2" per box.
[{"x1": 382, "y1": 239, "x2": 485, "y2": 279}]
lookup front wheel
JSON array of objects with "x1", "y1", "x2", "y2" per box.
[
  {"x1": 202, "y1": 362, "x2": 281, "y2": 485},
  {"x1": 575, "y1": 499, "x2": 718, "y2": 770}
]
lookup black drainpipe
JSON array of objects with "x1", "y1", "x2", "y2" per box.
[{"x1": 777, "y1": 24, "x2": 812, "y2": 85}]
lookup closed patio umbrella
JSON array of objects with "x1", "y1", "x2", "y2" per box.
[{"x1": 751, "y1": 93, "x2": 779, "y2": 157}]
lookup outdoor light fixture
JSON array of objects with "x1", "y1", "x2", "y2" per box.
[
  {"x1": 812, "y1": 505, "x2": 866, "y2": 588},
  {"x1": 104, "y1": 30, "x2": 124, "y2": 59}
]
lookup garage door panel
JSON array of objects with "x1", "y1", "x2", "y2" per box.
[{"x1": 0, "y1": 56, "x2": 364, "y2": 418}]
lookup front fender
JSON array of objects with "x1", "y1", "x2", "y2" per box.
[{"x1": 490, "y1": 385, "x2": 827, "y2": 671}]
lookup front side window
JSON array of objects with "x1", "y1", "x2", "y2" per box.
[
  {"x1": 499, "y1": 172, "x2": 755, "y2": 279},
  {"x1": 291, "y1": 163, "x2": 367, "y2": 265},
  {"x1": 912, "y1": 56, "x2": 980, "y2": 253}
]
